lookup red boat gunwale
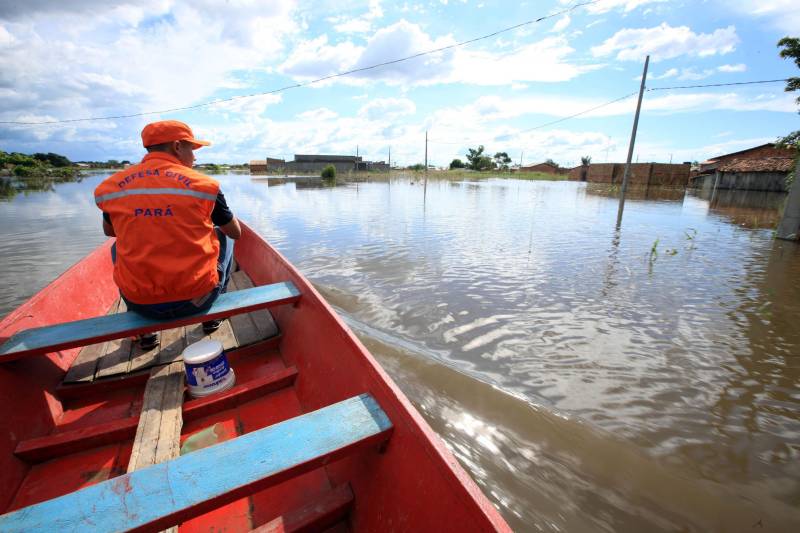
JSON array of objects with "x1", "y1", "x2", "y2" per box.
[{"x1": 0, "y1": 222, "x2": 510, "y2": 531}]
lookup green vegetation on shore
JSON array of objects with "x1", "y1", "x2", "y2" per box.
[
  {"x1": 0, "y1": 150, "x2": 79, "y2": 179},
  {"x1": 0, "y1": 150, "x2": 85, "y2": 201}
]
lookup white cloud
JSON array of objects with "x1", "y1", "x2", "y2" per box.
[
  {"x1": 646, "y1": 63, "x2": 746, "y2": 82},
  {"x1": 451, "y1": 37, "x2": 600, "y2": 85},
  {"x1": 717, "y1": 63, "x2": 747, "y2": 73},
  {"x1": 358, "y1": 97, "x2": 416, "y2": 120},
  {"x1": 0, "y1": 24, "x2": 14, "y2": 45},
  {"x1": 328, "y1": 0, "x2": 384, "y2": 34},
  {"x1": 431, "y1": 90, "x2": 796, "y2": 130},
  {"x1": 208, "y1": 94, "x2": 283, "y2": 116},
  {"x1": 642, "y1": 92, "x2": 796, "y2": 114},
  {"x1": 280, "y1": 20, "x2": 598, "y2": 88},
  {"x1": 592, "y1": 23, "x2": 739, "y2": 62},
  {"x1": 559, "y1": 0, "x2": 666, "y2": 14},
  {"x1": 651, "y1": 67, "x2": 678, "y2": 80},
  {"x1": 278, "y1": 35, "x2": 363, "y2": 81},
  {"x1": 296, "y1": 107, "x2": 339, "y2": 121},
  {"x1": 676, "y1": 68, "x2": 714, "y2": 81},
  {"x1": 551, "y1": 15, "x2": 571, "y2": 33},
  {"x1": 0, "y1": 1, "x2": 299, "y2": 126},
  {"x1": 724, "y1": 0, "x2": 800, "y2": 33}
]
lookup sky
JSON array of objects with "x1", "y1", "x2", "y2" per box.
[{"x1": 0, "y1": 0, "x2": 798, "y2": 167}]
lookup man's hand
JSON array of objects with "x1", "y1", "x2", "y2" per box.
[
  {"x1": 219, "y1": 217, "x2": 242, "y2": 240},
  {"x1": 103, "y1": 219, "x2": 116, "y2": 237}
]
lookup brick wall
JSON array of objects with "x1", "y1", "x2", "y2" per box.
[
  {"x1": 520, "y1": 163, "x2": 563, "y2": 174},
  {"x1": 568, "y1": 162, "x2": 690, "y2": 187}
]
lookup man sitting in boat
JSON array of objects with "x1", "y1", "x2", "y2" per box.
[{"x1": 94, "y1": 120, "x2": 241, "y2": 349}]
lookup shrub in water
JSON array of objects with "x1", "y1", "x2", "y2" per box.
[{"x1": 321, "y1": 164, "x2": 336, "y2": 180}]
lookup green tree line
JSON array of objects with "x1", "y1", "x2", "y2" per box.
[{"x1": 449, "y1": 146, "x2": 512, "y2": 171}]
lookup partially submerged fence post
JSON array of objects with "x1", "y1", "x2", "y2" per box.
[
  {"x1": 616, "y1": 55, "x2": 650, "y2": 228},
  {"x1": 776, "y1": 158, "x2": 800, "y2": 240},
  {"x1": 424, "y1": 130, "x2": 428, "y2": 197}
]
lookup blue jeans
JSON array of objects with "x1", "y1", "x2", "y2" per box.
[{"x1": 111, "y1": 228, "x2": 234, "y2": 319}]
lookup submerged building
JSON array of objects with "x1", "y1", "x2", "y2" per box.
[
  {"x1": 278, "y1": 155, "x2": 389, "y2": 174},
  {"x1": 692, "y1": 143, "x2": 797, "y2": 192}
]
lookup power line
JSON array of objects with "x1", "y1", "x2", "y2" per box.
[
  {"x1": 1, "y1": 0, "x2": 602, "y2": 126},
  {"x1": 510, "y1": 92, "x2": 637, "y2": 133},
  {"x1": 648, "y1": 78, "x2": 789, "y2": 91},
  {"x1": 428, "y1": 91, "x2": 637, "y2": 145},
  {"x1": 426, "y1": 77, "x2": 790, "y2": 147}
]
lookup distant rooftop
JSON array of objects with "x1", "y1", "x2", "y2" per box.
[
  {"x1": 718, "y1": 157, "x2": 795, "y2": 173},
  {"x1": 294, "y1": 155, "x2": 363, "y2": 163}
]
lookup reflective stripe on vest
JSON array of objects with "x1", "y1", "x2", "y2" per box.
[{"x1": 95, "y1": 188, "x2": 217, "y2": 205}]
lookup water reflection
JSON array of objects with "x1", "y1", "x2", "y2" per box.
[
  {"x1": 0, "y1": 173, "x2": 85, "y2": 201},
  {"x1": 689, "y1": 187, "x2": 785, "y2": 229},
  {"x1": 585, "y1": 183, "x2": 687, "y2": 202},
  {"x1": 250, "y1": 175, "x2": 337, "y2": 189},
  {"x1": 1, "y1": 174, "x2": 799, "y2": 532}
]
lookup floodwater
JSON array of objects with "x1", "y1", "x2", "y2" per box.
[{"x1": 1, "y1": 172, "x2": 799, "y2": 531}]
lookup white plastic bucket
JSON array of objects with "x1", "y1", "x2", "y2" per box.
[{"x1": 183, "y1": 338, "x2": 235, "y2": 398}]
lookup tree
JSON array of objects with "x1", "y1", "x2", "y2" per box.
[
  {"x1": 493, "y1": 152, "x2": 511, "y2": 170},
  {"x1": 33, "y1": 152, "x2": 71, "y2": 167},
  {"x1": 466, "y1": 146, "x2": 485, "y2": 170},
  {"x1": 449, "y1": 158, "x2": 465, "y2": 169},
  {"x1": 579, "y1": 155, "x2": 591, "y2": 181},
  {"x1": 778, "y1": 37, "x2": 800, "y2": 104},
  {"x1": 544, "y1": 158, "x2": 559, "y2": 168},
  {"x1": 465, "y1": 146, "x2": 494, "y2": 170},
  {"x1": 777, "y1": 37, "x2": 800, "y2": 186}
]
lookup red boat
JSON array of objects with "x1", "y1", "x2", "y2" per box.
[{"x1": 0, "y1": 222, "x2": 510, "y2": 532}]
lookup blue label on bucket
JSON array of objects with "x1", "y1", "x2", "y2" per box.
[{"x1": 186, "y1": 352, "x2": 230, "y2": 389}]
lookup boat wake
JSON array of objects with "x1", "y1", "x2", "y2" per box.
[{"x1": 318, "y1": 283, "x2": 799, "y2": 532}]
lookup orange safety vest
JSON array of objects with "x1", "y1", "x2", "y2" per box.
[{"x1": 94, "y1": 152, "x2": 221, "y2": 305}]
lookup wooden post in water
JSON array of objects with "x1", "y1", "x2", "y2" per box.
[
  {"x1": 710, "y1": 171, "x2": 722, "y2": 206},
  {"x1": 616, "y1": 55, "x2": 650, "y2": 228},
  {"x1": 777, "y1": 158, "x2": 800, "y2": 240},
  {"x1": 388, "y1": 147, "x2": 391, "y2": 185},
  {"x1": 424, "y1": 130, "x2": 428, "y2": 196}
]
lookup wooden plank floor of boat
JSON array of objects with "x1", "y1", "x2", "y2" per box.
[
  {"x1": 7, "y1": 267, "x2": 355, "y2": 531},
  {"x1": 63, "y1": 269, "x2": 279, "y2": 385}
]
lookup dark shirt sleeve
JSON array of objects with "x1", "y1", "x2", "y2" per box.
[{"x1": 211, "y1": 191, "x2": 234, "y2": 226}]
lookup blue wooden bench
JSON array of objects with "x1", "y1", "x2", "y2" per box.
[
  {"x1": 0, "y1": 281, "x2": 301, "y2": 362},
  {"x1": 0, "y1": 393, "x2": 393, "y2": 532}
]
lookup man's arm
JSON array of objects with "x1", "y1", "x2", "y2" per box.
[
  {"x1": 102, "y1": 213, "x2": 116, "y2": 236},
  {"x1": 211, "y1": 191, "x2": 241, "y2": 240},
  {"x1": 219, "y1": 217, "x2": 241, "y2": 240}
]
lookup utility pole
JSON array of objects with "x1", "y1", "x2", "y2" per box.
[
  {"x1": 356, "y1": 145, "x2": 359, "y2": 158},
  {"x1": 616, "y1": 55, "x2": 649, "y2": 228},
  {"x1": 519, "y1": 151, "x2": 523, "y2": 169},
  {"x1": 777, "y1": 158, "x2": 800, "y2": 240},
  {"x1": 424, "y1": 130, "x2": 428, "y2": 171}
]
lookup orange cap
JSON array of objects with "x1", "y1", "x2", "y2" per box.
[{"x1": 141, "y1": 120, "x2": 211, "y2": 149}]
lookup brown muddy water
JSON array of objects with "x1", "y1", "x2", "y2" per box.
[{"x1": 1, "y1": 173, "x2": 799, "y2": 531}]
